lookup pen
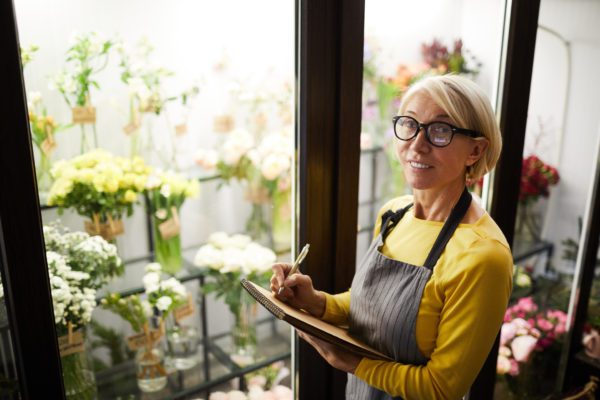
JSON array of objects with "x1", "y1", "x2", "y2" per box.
[{"x1": 277, "y1": 243, "x2": 310, "y2": 295}]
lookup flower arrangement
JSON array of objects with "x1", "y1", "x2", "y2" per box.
[
  {"x1": 101, "y1": 262, "x2": 188, "y2": 392},
  {"x1": 194, "y1": 232, "x2": 276, "y2": 359},
  {"x1": 47, "y1": 149, "x2": 152, "y2": 241},
  {"x1": 20, "y1": 44, "x2": 39, "y2": 69},
  {"x1": 27, "y1": 91, "x2": 70, "y2": 195},
  {"x1": 145, "y1": 171, "x2": 200, "y2": 274},
  {"x1": 118, "y1": 38, "x2": 200, "y2": 162},
  {"x1": 497, "y1": 297, "x2": 567, "y2": 397},
  {"x1": 195, "y1": 129, "x2": 292, "y2": 245},
  {"x1": 51, "y1": 32, "x2": 113, "y2": 152},
  {"x1": 519, "y1": 155, "x2": 560, "y2": 205}
]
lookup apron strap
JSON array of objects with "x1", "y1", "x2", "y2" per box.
[
  {"x1": 380, "y1": 203, "x2": 413, "y2": 241},
  {"x1": 422, "y1": 187, "x2": 472, "y2": 270}
]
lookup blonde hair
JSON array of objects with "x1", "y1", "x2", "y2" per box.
[{"x1": 398, "y1": 75, "x2": 502, "y2": 181}]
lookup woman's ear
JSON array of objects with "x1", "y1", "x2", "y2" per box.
[{"x1": 466, "y1": 139, "x2": 489, "y2": 167}]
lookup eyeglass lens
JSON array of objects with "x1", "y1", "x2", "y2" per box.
[{"x1": 396, "y1": 117, "x2": 453, "y2": 147}]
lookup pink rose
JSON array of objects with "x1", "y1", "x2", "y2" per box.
[
  {"x1": 537, "y1": 318, "x2": 554, "y2": 332},
  {"x1": 497, "y1": 355, "x2": 512, "y2": 375},
  {"x1": 518, "y1": 297, "x2": 538, "y2": 313},
  {"x1": 511, "y1": 335, "x2": 538, "y2": 362},
  {"x1": 509, "y1": 359, "x2": 520, "y2": 376},
  {"x1": 555, "y1": 322, "x2": 566, "y2": 336},
  {"x1": 501, "y1": 323, "x2": 517, "y2": 346}
]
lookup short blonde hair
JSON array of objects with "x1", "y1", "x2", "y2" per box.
[{"x1": 398, "y1": 75, "x2": 502, "y2": 181}]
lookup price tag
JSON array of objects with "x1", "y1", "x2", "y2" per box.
[
  {"x1": 213, "y1": 115, "x2": 234, "y2": 133},
  {"x1": 158, "y1": 207, "x2": 180, "y2": 240},
  {"x1": 58, "y1": 331, "x2": 84, "y2": 357},
  {"x1": 71, "y1": 106, "x2": 96, "y2": 124},
  {"x1": 174, "y1": 295, "x2": 195, "y2": 322},
  {"x1": 122, "y1": 120, "x2": 141, "y2": 135},
  {"x1": 127, "y1": 329, "x2": 163, "y2": 351},
  {"x1": 174, "y1": 123, "x2": 188, "y2": 136}
]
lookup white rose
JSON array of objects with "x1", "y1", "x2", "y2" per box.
[
  {"x1": 261, "y1": 153, "x2": 290, "y2": 181},
  {"x1": 227, "y1": 234, "x2": 251, "y2": 249},
  {"x1": 208, "y1": 232, "x2": 230, "y2": 248},
  {"x1": 194, "y1": 244, "x2": 223, "y2": 270},
  {"x1": 221, "y1": 248, "x2": 245, "y2": 273}
]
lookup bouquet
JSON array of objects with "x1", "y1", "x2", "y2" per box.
[
  {"x1": 194, "y1": 232, "x2": 276, "y2": 358},
  {"x1": 47, "y1": 149, "x2": 151, "y2": 241},
  {"x1": 145, "y1": 171, "x2": 200, "y2": 274},
  {"x1": 519, "y1": 155, "x2": 560, "y2": 205},
  {"x1": 195, "y1": 129, "x2": 292, "y2": 243},
  {"x1": 101, "y1": 262, "x2": 188, "y2": 392},
  {"x1": 51, "y1": 32, "x2": 114, "y2": 152},
  {"x1": 497, "y1": 297, "x2": 567, "y2": 397}
]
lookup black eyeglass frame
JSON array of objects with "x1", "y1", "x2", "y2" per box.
[{"x1": 392, "y1": 115, "x2": 483, "y2": 147}]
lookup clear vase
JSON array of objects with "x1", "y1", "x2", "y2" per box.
[
  {"x1": 272, "y1": 189, "x2": 292, "y2": 253},
  {"x1": 152, "y1": 215, "x2": 183, "y2": 275},
  {"x1": 60, "y1": 333, "x2": 97, "y2": 400},
  {"x1": 515, "y1": 203, "x2": 542, "y2": 243},
  {"x1": 246, "y1": 202, "x2": 271, "y2": 245},
  {"x1": 36, "y1": 149, "x2": 53, "y2": 202},
  {"x1": 135, "y1": 344, "x2": 168, "y2": 393},
  {"x1": 166, "y1": 320, "x2": 198, "y2": 370},
  {"x1": 230, "y1": 291, "x2": 258, "y2": 366}
]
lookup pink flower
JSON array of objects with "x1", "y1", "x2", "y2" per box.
[
  {"x1": 537, "y1": 318, "x2": 554, "y2": 332},
  {"x1": 272, "y1": 385, "x2": 293, "y2": 400},
  {"x1": 497, "y1": 355, "x2": 512, "y2": 375},
  {"x1": 509, "y1": 359, "x2": 520, "y2": 376},
  {"x1": 209, "y1": 392, "x2": 229, "y2": 400},
  {"x1": 518, "y1": 297, "x2": 538, "y2": 313},
  {"x1": 501, "y1": 323, "x2": 517, "y2": 346},
  {"x1": 511, "y1": 335, "x2": 538, "y2": 362},
  {"x1": 555, "y1": 322, "x2": 566, "y2": 336}
]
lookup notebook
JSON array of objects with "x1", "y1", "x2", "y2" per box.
[{"x1": 240, "y1": 279, "x2": 393, "y2": 361}]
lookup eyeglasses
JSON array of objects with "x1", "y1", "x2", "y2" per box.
[{"x1": 392, "y1": 115, "x2": 482, "y2": 148}]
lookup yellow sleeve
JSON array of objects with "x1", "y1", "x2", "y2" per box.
[
  {"x1": 321, "y1": 291, "x2": 351, "y2": 325},
  {"x1": 354, "y1": 239, "x2": 513, "y2": 400}
]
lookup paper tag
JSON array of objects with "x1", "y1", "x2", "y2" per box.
[
  {"x1": 58, "y1": 331, "x2": 84, "y2": 357},
  {"x1": 174, "y1": 295, "x2": 195, "y2": 322},
  {"x1": 158, "y1": 207, "x2": 180, "y2": 240},
  {"x1": 72, "y1": 106, "x2": 96, "y2": 124},
  {"x1": 123, "y1": 120, "x2": 141, "y2": 135},
  {"x1": 41, "y1": 136, "x2": 56, "y2": 155},
  {"x1": 174, "y1": 123, "x2": 188, "y2": 136},
  {"x1": 213, "y1": 115, "x2": 234, "y2": 133},
  {"x1": 84, "y1": 218, "x2": 124, "y2": 241},
  {"x1": 127, "y1": 329, "x2": 163, "y2": 351}
]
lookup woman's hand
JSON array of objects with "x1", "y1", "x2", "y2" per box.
[
  {"x1": 297, "y1": 329, "x2": 362, "y2": 374},
  {"x1": 270, "y1": 263, "x2": 326, "y2": 317}
]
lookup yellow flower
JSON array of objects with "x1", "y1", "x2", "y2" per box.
[
  {"x1": 185, "y1": 180, "x2": 200, "y2": 198},
  {"x1": 93, "y1": 175, "x2": 105, "y2": 193},
  {"x1": 104, "y1": 178, "x2": 119, "y2": 193},
  {"x1": 134, "y1": 175, "x2": 147, "y2": 192},
  {"x1": 124, "y1": 190, "x2": 137, "y2": 203}
]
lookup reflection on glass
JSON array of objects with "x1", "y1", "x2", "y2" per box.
[
  {"x1": 14, "y1": 0, "x2": 294, "y2": 397},
  {"x1": 0, "y1": 259, "x2": 21, "y2": 398},
  {"x1": 495, "y1": 1, "x2": 600, "y2": 398}
]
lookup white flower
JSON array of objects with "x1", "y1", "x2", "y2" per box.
[
  {"x1": 194, "y1": 149, "x2": 219, "y2": 170},
  {"x1": 228, "y1": 234, "x2": 251, "y2": 249},
  {"x1": 261, "y1": 153, "x2": 290, "y2": 180},
  {"x1": 194, "y1": 244, "x2": 223, "y2": 270},
  {"x1": 243, "y1": 243, "x2": 276, "y2": 274},
  {"x1": 208, "y1": 232, "x2": 230, "y2": 248},
  {"x1": 145, "y1": 262, "x2": 162, "y2": 273},
  {"x1": 220, "y1": 248, "x2": 245, "y2": 273},
  {"x1": 156, "y1": 296, "x2": 173, "y2": 311},
  {"x1": 222, "y1": 129, "x2": 254, "y2": 165},
  {"x1": 209, "y1": 392, "x2": 229, "y2": 400},
  {"x1": 360, "y1": 132, "x2": 373, "y2": 150},
  {"x1": 143, "y1": 272, "x2": 161, "y2": 293},
  {"x1": 227, "y1": 391, "x2": 247, "y2": 400}
]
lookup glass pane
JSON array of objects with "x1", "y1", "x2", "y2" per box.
[
  {"x1": 14, "y1": 1, "x2": 295, "y2": 398},
  {"x1": 496, "y1": 1, "x2": 600, "y2": 398},
  {"x1": 356, "y1": 1, "x2": 507, "y2": 399}
]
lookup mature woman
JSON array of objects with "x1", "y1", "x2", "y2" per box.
[{"x1": 271, "y1": 75, "x2": 512, "y2": 400}]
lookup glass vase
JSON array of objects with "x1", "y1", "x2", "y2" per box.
[
  {"x1": 152, "y1": 214, "x2": 183, "y2": 275},
  {"x1": 135, "y1": 343, "x2": 168, "y2": 393},
  {"x1": 230, "y1": 291, "x2": 258, "y2": 366},
  {"x1": 246, "y1": 202, "x2": 271, "y2": 245},
  {"x1": 515, "y1": 203, "x2": 542, "y2": 244},
  {"x1": 60, "y1": 332, "x2": 97, "y2": 400},
  {"x1": 36, "y1": 149, "x2": 53, "y2": 203},
  {"x1": 166, "y1": 319, "x2": 198, "y2": 370},
  {"x1": 272, "y1": 189, "x2": 292, "y2": 253}
]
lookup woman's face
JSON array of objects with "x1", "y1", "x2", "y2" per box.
[{"x1": 395, "y1": 93, "x2": 487, "y2": 192}]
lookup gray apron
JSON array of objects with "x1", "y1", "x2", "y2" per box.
[{"x1": 346, "y1": 188, "x2": 472, "y2": 400}]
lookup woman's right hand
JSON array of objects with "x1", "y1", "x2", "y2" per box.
[{"x1": 270, "y1": 263, "x2": 326, "y2": 318}]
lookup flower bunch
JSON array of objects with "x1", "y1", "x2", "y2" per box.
[
  {"x1": 28, "y1": 92, "x2": 66, "y2": 152},
  {"x1": 101, "y1": 263, "x2": 188, "y2": 334},
  {"x1": 51, "y1": 32, "x2": 113, "y2": 108},
  {"x1": 47, "y1": 251, "x2": 97, "y2": 333},
  {"x1": 43, "y1": 224, "x2": 123, "y2": 290},
  {"x1": 497, "y1": 297, "x2": 567, "y2": 376},
  {"x1": 47, "y1": 149, "x2": 151, "y2": 221},
  {"x1": 195, "y1": 129, "x2": 292, "y2": 197},
  {"x1": 519, "y1": 155, "x2": 560, "y2": 205},
  {"x1": 146, "y1": 171, "x2": 200, "y2": 212},
  {"x1": 194, "y1": 232, "x2": 275, "y2": 316},
  {"x1": 208, "y1": 385, "x2": 293, "y2": 400},
  {"x1": 421, "y1": 38, "x2": 481, "y2": 76}
]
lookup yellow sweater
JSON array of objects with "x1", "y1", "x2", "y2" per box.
[{"x1": 322, "y1": 196, "x2": 513, "y2": 400}]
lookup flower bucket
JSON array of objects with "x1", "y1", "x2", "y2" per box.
[{"x1": 84, "y1": 214, "x2": 124, "y2": 242}]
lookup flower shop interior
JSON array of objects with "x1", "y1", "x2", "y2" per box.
[{"x1": 1, "y1": 0, "x2": 600, "y2": 399}]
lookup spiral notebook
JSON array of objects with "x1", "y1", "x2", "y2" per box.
[{"x1": 240, "y1": 279, "x2": 393, "y2": 361}]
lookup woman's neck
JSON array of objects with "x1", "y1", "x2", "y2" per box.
[{"x1": 412, "y1": 182, "x2": 465, "y2": 222}]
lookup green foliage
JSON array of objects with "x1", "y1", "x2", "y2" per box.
[
  {"x1": 89, "y1": 320, "x2": 134, "y2": 371},
  {"x1": 100, "y1": 293, "x2": 147, "y2": 333}
]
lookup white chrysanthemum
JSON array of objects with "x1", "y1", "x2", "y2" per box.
[
  {"x1": 145, "y1": 262, "x2": 162, "y2": 274},
  {"x1": 220, "y1": 248, "x2": 245, "y2": 273},
  {"x1": 194, "y1": 244, "x2": 223, "y2": 270},
  {"x1": 208, "y1": 232, "x2": 229, "y2": 248},
  {"x1": 243, "y1": 243, "x2": 276, "y2": 274},
  {"x1": 143, "y1": 272, "x2": 161, "y2": 293}
]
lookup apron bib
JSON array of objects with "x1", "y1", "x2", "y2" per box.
[{"x1": 346, "y1": 188, "x2": 471, "y2": 400}]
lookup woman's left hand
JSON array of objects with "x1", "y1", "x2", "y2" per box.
[{"x1": 296, "y1": 329, "x2": 362, "y2": 374}]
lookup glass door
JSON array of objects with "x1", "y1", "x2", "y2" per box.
[{"x1": 4, "y1": 1, "x2": 297, "y2": 398}]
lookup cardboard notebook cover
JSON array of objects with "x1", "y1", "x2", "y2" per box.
[{"x1": 240, "y1": 279, "x2": 393, "y2": 361}]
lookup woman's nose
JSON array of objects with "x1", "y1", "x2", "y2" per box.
[{"x1": 410, "y1": 127, "x2": 431, "y2": 152}]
